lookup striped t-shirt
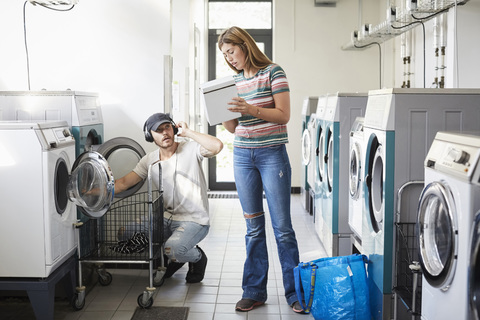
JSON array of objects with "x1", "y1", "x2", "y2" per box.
[{"x1": 233, "y1": 64, "x2": 290, "y2": 148}]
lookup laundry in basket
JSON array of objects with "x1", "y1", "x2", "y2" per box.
[{"x1": 294, "y1": 254, "x2": 371, "y2": 320}]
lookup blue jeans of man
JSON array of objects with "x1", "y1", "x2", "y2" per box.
[
  {"x1": 234, "y1": 144, "x2": 300, "y2": 305},
  {"x1": 163, "y1": 219, "x2": 209, "y2": 263}
]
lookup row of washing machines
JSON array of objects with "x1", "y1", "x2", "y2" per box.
[
  {"x1": 0, "y1": 91, "x2": 146, "y2": 279},
  {"x1": 300, "y1": 88, "x2": 480, "y2": 320}
]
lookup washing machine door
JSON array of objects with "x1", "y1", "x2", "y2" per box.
[
  {"x1": 327, "y1": 131, "x2": 334, "y2": 192},
  {"x1": 302, "y1": 129, "x2": 311, "y2": 166},
  {"x1": 67, "y1": 151, "x2": 115, "y2": 218},
  {"x1": 349, "y1": 141, "x2": 362, "y2": 200},
  {"x1": 97, "y1": 137, "x2": 146, "y2": 198},
  {"x1": 417, "y1": 181, "x2": 458, "y2": 290},
  {"x1": 470, "y1": 210, "x2": 480, "y2": 319},
  {"x1": 318, "y1": 127, "x2": 326, "y2": 182},
  {"x1": 365, "y1": 135, "x2": 382, "y2": 233}
]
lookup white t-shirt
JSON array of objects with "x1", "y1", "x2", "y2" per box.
[{"x1": 133, "y1": 141, "x2": 210, "y2": 226}]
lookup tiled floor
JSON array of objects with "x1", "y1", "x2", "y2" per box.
[{"x1": 0, "y1": 194, "x2": 325, "y2": 320}]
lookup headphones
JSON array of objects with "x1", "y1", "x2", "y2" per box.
[{"x1": 143, "y1": 113, "x2": 178, "y2": 142}]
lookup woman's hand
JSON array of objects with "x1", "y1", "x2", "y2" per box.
[{"x1": 228, "y1": 97, "x2": 254, "y2": 116}]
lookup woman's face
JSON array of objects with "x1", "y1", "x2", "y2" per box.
[{"x1": 221, "y1": 43, "x2": 246, "y2": 71}]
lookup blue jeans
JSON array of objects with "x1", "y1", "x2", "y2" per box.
[
  {"x1": 234, "y1": 144, "x2": 300, "y2": 305},
  {"x1": 163, "y1": 219, "x2": 209, "y2": 263}
]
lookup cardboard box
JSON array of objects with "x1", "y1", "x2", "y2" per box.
[{"x1": 200, "y1": 76, "x2": 241, "y2": 125}]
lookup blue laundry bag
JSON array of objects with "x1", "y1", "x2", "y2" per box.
[{"x1": 294, "y1": 254, "x2": 371, "y2": 320}]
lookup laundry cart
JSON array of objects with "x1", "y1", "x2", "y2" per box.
[{"x1": 73, "y1": 161, "x2": 165, "y2": 309}]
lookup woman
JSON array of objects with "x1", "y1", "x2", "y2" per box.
[{"x1": 218, "y1": 26, "x2": 304, "y2": 314}]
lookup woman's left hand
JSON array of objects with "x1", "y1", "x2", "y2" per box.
[{"x1": 228, "y1": 97, "x2": 253, "y2": 115}]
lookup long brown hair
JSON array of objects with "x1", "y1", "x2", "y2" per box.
[{"x1": 218, "y1": 26, "x2": 272, "y2": 74}]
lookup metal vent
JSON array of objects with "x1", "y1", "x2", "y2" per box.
[
  {"x1": 208, "y1": 193, "x2": 267, "y2": 199},
  {"x1": 208, "y1": 193, "x2": 239, "y2": 199}
]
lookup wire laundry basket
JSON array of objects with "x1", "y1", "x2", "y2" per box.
[
  {"x1": 395, "y1": 222, "x2": 422, "y2": 318},
  {"x1": 79, "y1": 190, "x2": 163, "y2": 263},
  {"x1": 73, "y1": 161, "x2": 165, "y2": 309}
]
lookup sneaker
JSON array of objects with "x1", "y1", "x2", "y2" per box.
[
  {"x1": 235, "y1": 298, "x2": 264, "y2": 312},
  {"x1": 291, "y1": 301, "x2": 307, "y2": 314},
  {"x1": 185, "y1": 246, "x2": 208, "y2": 283},
  {"x1": 164, "y1": 261, "x2": 185, "y2": 278}
]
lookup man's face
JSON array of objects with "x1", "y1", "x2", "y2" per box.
[{"x1": 152, "y1": 122, "x2": 175, "y2": 148}]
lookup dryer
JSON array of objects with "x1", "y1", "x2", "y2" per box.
[
  {"x1": 418, "y1": 131, "x2": 480, "y2": 320},
  {"x1": 320, "y1": 92, "x2": 366, "y2": 257},
  {"x1": 314, "y1": 95, "x2": 327, "y2": 239},
  {"x1": 362, "y1": 88, "x2": 480, "y2": 320},
  {"x1": 301, "y1": 96, "x2": 318, "y2": 212},
  {"x1": 0, "y1": 121, "x2": 114, "y2": 278},
  {"x1": 349, "y1": 116, "x2": 365, "y2": 253}
]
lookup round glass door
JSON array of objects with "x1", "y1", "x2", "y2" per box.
[
  {"x1": 371, "y1": 145, "x2": 384, "y2": 230},
  {"x1": 302, "y1": 129, "x2": 311, "y2": 166},
  {"x1": 365, "y1": 135, "x2": 380, "y2": 234},
  {"x1": 470, "y1": 210, "x2": 480, "y2": 319},
  {"x1": 417, "y1": 181, "x2": 457, "y2": 290},
  {"x1": 67, "y1": 151, "x2": 115, "y2": 219},
  {"x1": 349, "y1": 142, "x2": 362, "y2": 199},
  {"x1": 327, "y1": 132, "x2": 334, "y2": 192},
  {"x1": 55, "y1": 158, "x2": 70, "y2": 215},
  {"x1": 318, "y1": 129, "x2": 326, "y2": 182}
]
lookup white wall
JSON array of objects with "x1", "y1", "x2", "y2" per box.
[{"x1": 0, "y1": 0, "x2": 171, "y2": 155}]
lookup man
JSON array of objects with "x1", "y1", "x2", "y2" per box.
[{"x1": 114, "y1": 113, "x2": 223, "y2": 283}]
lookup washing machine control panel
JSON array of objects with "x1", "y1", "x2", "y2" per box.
[
  {"x1": 426, "y1": 134, "x2": 480, "y2": 181},
  {"x1": 39, "y1": 126, "x2": 75, "y2": 150}
]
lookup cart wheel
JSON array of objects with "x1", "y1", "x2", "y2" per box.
[
  {"x1": 137, "y1": 293, "x2": 154, "y2": 309},
  {"x1": 71, "y1": 293, "x2": 85, "y2": 311},
  {"x1": 153, "y1": 276, "x2": 165, "y2": 287},
  {"x1": 98, "y1": 271, "x2": 113, "y2": 286}
]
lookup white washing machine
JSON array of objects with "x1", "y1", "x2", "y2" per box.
[
  {"x1": 314, "y1": 95, "x2": 327, "y2": 239},
  {"x1": 362, "y1": 88, "x2": 480, "y2": 320},
  {"x1": 418, "y1": 131, "x2": 480, "y2": 320},
  {"x1": 320, "y1": 92, "x2": 366, "y2": 257},
  {"x1": 349, "y1": 116, "x2": 365, "y2": 253},
  {"x1": 301, "y1": 96, "x2": 318, "y2": 212},
  {"x1": 0, "y1": 120, "x2": 115, "y2": 278}
]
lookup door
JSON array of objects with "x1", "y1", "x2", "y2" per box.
[
  {"x1": 417, "y1": 181, "x2": 458, "y2": 290},
  {"x1": 470, "y1": 210, "x2": 480, "y2": 319},
  {"x1": 365, "y1": 134, "x2": 382, "y2": 234},
  {"x1": 67, "y1": 151, "x2": 115, "y2": 218},
  {"x1": 349, "y1": 141, "x2": 362, "y2": 200},
  {"x1": 302, "y1": 128, "x2": 312, "y2": 167}
]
